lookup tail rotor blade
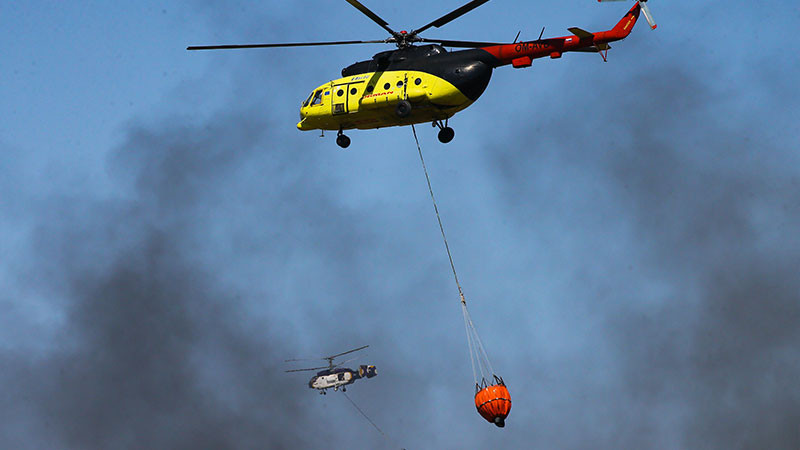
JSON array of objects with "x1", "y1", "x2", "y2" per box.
[
  {"x1": 597, "y1": 0, "x2": 657, "y2": 31},
  {"x1": 639, "y1": 1, "x2": 657, "y2": 29}
]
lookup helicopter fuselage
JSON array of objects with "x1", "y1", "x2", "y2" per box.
[
  {"x1": 309, "y1": 365, "x2": 377, "y2": 393},
  {"x1": 310, "y1": 368, "x2": 358, "y2": 391},
  {"x1": 298, "y1": 45, "x2": 494, "y2": 131}
]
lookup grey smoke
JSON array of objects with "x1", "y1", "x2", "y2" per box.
[
  {"x1": 487, "y1": 62, "x2": 800, "y2": 448},
  {"x1": 3, "y1": 2, "x2": 799, "y2": 448}
]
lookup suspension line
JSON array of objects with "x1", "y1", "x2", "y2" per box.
[
  {"x1": 411, "y1": 124, "x2": 465, "y2": 305},
  {"x1": 411, "y1": 124, "x2": 496, "y2": 386}
]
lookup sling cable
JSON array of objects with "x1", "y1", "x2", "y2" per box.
[{"x1": 411, "y1": 124, "x2": 512, "y2": 428}]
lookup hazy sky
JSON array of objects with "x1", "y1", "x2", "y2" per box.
[{"x1": 2, "y1": 1, "x2": 799, "y2": 448}]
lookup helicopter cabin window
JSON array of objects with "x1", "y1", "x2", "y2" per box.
[
  {"x1": 350, "y1": 87, "x2": 357, "y2": 95},
  {"x1": 366, "y1": 85, "x2": 374, "y2": 93},
  {"x1": 302, "y1": 91, "x2": 315, "y2": 107},
  {"x1": 415, "y1": 78, "x2": 422, "y2": 85},
  {"x1": 337, "y1": 89, "x2": 344, "y2": 97},
  {"x1": 396, "y1": 80, "x2": 403, "y2": 87},
  {"x1": 310, "y1": 90, "x2": 323, "y2": 106},
  {"x1": 384, "y1": 82, "x2": 390, "y2": 90}
]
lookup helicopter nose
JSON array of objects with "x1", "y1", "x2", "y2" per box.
[{"x1": 297, "y1": 109, "x2": 308, "y2": 130}]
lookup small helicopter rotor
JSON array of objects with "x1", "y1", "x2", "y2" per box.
[
  {"x1": 285, "y1": 366, "x2": 330, "y2": 373},
  {"x1": 331, "y1": 356, "x2": 362, "y2": 368},
  {"x1": 284, "y1": 345, "x2": 370, "y2": 372},
  {"x1": 326, "y1": 345, "x2": 369, "y2": 360}
]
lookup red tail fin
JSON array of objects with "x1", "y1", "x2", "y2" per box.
[{"x1": 600, "y1": 3, "x2": 642, "y2": 41}]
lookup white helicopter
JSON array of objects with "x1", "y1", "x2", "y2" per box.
[{"x1": 285, "y1": 345, "x2": 377, "y2": 394}]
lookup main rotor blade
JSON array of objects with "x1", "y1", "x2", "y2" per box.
[
  {"x1": 419, "y1": 37, "x2": 505, "y2": 48},
  {"x1": 332, "y1": 356, "x2": 361, "y2": 368},
  {"x1": 187, "y1": 39, "x2": 387, "y2": 50},
  {"x1": 411, "y1": 0, "x2": 490, "y2": 35},
  {"x1": 285, "y1": 366, "x2": 328, "y2": 373},
  {"x1": 327, "y1": 345, "x2": 369, "y2": 360},
  {"x1": 344, "y1": 0, "x2": 398, "y2": 36}
]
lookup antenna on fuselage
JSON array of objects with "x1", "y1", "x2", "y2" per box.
[{"x1": 538, "y1": 27, "x2": 545, "y2": 40}]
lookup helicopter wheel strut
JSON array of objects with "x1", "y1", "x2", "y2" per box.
[
  {"x1": 336, "y1": 128, "x2": 351, "y2": 149},
  {"x1": 342, "y1": 387, "x2": 346, "y2": 392},
  {"x1": 433, "y1": 119, "x2": 455, "y2": 144}
]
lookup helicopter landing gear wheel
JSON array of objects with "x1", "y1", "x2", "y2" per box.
[
  {"x1": 342, "y1": 386, "x2": 346, "y2": 392},
  {"x1": 433, "y1": 119, "x2": 455, "y2": 143},
  {"x1": 336, "y1": 129, "x2": 350, "y2": 149},
  {"x1": 336, "y1": 135, "x2": 351, "y2": 148},
  {"x1": 437, "y1": 127, "x2": 455, "y2": 143},
  {"x1": 395, "y1": 100, "x2": 412, "y2": 118}
]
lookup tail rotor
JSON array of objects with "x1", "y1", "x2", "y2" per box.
[{"x1": 599, "y1": 0, "x2": 657, "y2": 30}]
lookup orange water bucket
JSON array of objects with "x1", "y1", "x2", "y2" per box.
[{"x1": 474, "y1": 381, "x2": 511, "y2": 427}]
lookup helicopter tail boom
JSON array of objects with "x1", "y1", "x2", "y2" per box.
[
  {"x1": 593, "y1": 2, "x2": 642, "y2": 41},
  {"x1": 478, "y1": 2, "x2": 642, "y2": 67}
]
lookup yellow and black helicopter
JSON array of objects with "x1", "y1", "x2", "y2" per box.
[{"x1": 189, "y1": 0, "x2": 655, "y2": 147}]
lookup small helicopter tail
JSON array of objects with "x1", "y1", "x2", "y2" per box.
[{"x1": 358, "y1": 365, "x2": 378, "y2": 379}]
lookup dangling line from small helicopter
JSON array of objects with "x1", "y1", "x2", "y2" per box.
[
  {"x1": 343, "y1": 392, "x2": 385, "y2": 436},
  {"x1": 411, "y1": 124, "x2": 511, "y2": 427},
  {"x1": 342, "y1": 392, "x2": 406, "y2": 450}
]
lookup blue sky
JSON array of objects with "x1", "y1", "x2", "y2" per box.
[{"x1": 2, "y1": 1, "x2": 800, "y2": 448}]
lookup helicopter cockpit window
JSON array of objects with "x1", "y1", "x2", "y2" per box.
[
  {"x1": 302, "y1": 91, "x2": 315, "y2": 107},
  {"x1": 310, "y1": 90, "x2": 323, "y2": 106}
]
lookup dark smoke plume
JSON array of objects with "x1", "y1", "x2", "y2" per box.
[{"x1": 488, "y1": 62, "x2": 800, "y2": 448}]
